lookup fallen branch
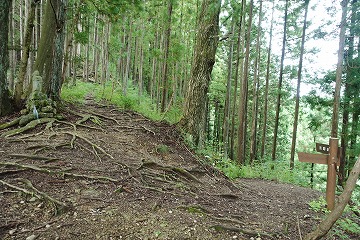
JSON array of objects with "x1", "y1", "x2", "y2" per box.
[
  {"x1": 304, "y1": 155, "x2": 360, "y2": 240},
  {"x1": 211, "y1": 224, "x2": 274, "y2": 238}
]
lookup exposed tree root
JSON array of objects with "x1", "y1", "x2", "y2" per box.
[
  {"x1": 26, "y1": 142, "x2": 70, "y2": 154},
  {"x1": 0, "y1": 180, "x2": 41, "y2": 198},
  {"x1": 8, "y1": 153, "x2": 60, "y2": 163},
  {"x1": 138, "y1": 161, "x2": 202, "y2": 183},
  {"x1": 62, "y1": 131, "x2": 113, "y2": 161},
  {"x1": 0, "y1": 117, "x2": 21, "y2": 130},
  {"x1": 211, "y1": 224, "x2": 274, "y2": 239},
  {"x1": 20, "y1": 178, "x2": 70, "y2": 215},
  {"x1": 0, "y1": 169, "x2": 26, "y2": 176},
  {"x1": 67, "y1": 107, "x2": 119, "y2": 126},
  {"x1": 1, "y1": 118, "x2": 55, "y2": 138},
  {"x1": 0, "y1": 162, "x2": 119, "y2": 182},
  {"x1": 81, "y1": 109, "x2": 120, "y2": 125}
]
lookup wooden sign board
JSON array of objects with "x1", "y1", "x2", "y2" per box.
[
  {"x1": 298, "y1": 138, "x2": 339, "y2": 211},
  {"x1": 298, "y1": 152, "x2": 340, "y2": 166},
  {"x1": 316, "y1": 143, "x2": 330, "y2": 154}
]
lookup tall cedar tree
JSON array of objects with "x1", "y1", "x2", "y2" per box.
[
  {"x1": 290, "y1": 0, "x2": 309, "y2": 169},
  {"x1": 33, "y1": 0, "x2": 67, "y2": 101},
  {"x1": 272, "y1": 0, "x2": 288, "y2": 161},
  {"x1": 180, "y1": 0, "x2": 221, "y2": 148},
  {"x1": 237, "y1": 0, "x2": 254, "y2": 164},
  {"x1": 0, "y1": 0, "x2": 13, "y2": 116}
]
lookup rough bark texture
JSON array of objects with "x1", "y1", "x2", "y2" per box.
[
  {"x1": 33, "y1": 0, "x2": 58, "y2": 96},
  {"x1": 0, "y1": 0, "x2": 13, "y2": 117},
  {"x1": 49, "y1": 0, "x2": 67, "y2": 101},
  {"x1": 237, "y1": 0, "x2": 253, "y2": 164},
  {"x1": 15, "y1": 0, "x2": 39, "y2": 108},
  {"x1": 304, "y1": 154, "x2": 360, "y2": 240},
  {"x1": 180, "y1": 0, "x2": 221, "y2": 148}
]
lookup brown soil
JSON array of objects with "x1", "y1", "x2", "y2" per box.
[{"x1": 0, "y1": 100, "x2": 345, "y2": 240}]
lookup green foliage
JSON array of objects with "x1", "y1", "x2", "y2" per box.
[
  {"x1": 61, "y1": 81, "x2": 182, "y2": 125},
  {"x1": 308, "y1": 196, "x2": 328, "y2": 213},
  {"x1": 156, "y1": 144, "x2": 170, "y2": 154},
  {"x1": 61, "y1": 81, "x2": 97, "y2": 103},
  {"x1": 336, "y1": 218, "x2": 360, "y2": 236}
]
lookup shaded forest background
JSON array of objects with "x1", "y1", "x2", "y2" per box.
[{"x1": 0, "y1": 0, "x2": 359, "y2": 203}]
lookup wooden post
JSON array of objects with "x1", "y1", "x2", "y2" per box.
[
  {"x1": 298, "y1": 137, "x2": 340, "y2": 211},
  {"x1": 326, "y1": 138, "x2": 338, "y2": 211}
]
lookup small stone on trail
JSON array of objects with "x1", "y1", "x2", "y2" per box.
[{"x1": 26, "y1": 234, "x2": 37, "y2": 240}]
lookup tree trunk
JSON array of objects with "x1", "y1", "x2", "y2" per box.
[
  {"x1": 161, "y1": 0, "x2": 173, "y2": 112},
  {"x1": 339, "y1": 0, "x2": 357, "y2": 185},
  {"x1": 289, "y1": 0, "x2": 309, "y2": 169},
  {"x1": 33, "y1": 0, "x2": 66, "y2": 101},
  {"x1": 180, "y1": 0, "x2": 221, "y2": 148},
  {"x1": 49, "y1": 0, "x2": 67, "y2": 101},
  {"x1": 223, "y1": 19, "x2": 235, "y2": 159},
  {"x1": 123, "y1": 19, "x2": 132, "y2": 96},
  {"x1": 304, "y1": 154, "x2": 360, "y2": 240},
  {"x1": 15, "y1": 0, "x2": 39, "y2": 108},
  {"x1": 0, "y1": 0, "x2": 13, "y2": 116},
  {"x1": 249, "y1": 0, "x2": 263, "y2": 164},
  {"x1": 272, "y1": 0, "x2": 288, "y2": 161},
  {"x1": 230, "y1": 0, "x2": 246, "y2": 160},
  {"x1": 331, "y1": 0, "x2": 348, "y2": 138},
  {"x1": 260, "y1": 0, "x2": 274, "y2": 158},
  {"x1": 237, "y1": 0, "x2": 254, "y2": 164}
]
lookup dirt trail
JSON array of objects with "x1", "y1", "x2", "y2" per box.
[{"x1": 0, "y1": 101, "x2": 327, "y2": 239}]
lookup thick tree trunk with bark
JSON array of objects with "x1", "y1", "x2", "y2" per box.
[
  {"x1": 230, "y1": 0, "x2": 246, "y2": 160},
  {"x1": 15, "y1": 0, "x2": 39, "y2": 108},
  {"x1": 0, "y1": 0, "x2": 13, "y2": 117},
  {"x1": 237, "y1": 0, "x2": 253, "y2": 164},
  {"x1": 180, "y1": 0, "x2": 221, "y2": 148},
  {"x1": 32, "y1": 0, "x2": 67, "y2": 101},
  {"x1": 49, "y1": 0, "x2": 67, "y2": 101}
]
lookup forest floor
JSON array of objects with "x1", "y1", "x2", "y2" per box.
[{"x1": 0, "y1": 98, "x2": 352, "y2": 240}]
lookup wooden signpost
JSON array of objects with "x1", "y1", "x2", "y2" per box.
[{"x1": 298, "y1": 138, "x2": 340, "y2": 211}]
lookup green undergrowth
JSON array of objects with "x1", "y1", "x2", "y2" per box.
[
  {"x1": 61, "y1": 81, "x2": 182, "y2": 124},
  {"x1": 309, "y1": 196, "x2": 360, "y2": 239},
  {"x1": 200, "y1": 149, "x2": 312, "y2": 188}
]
